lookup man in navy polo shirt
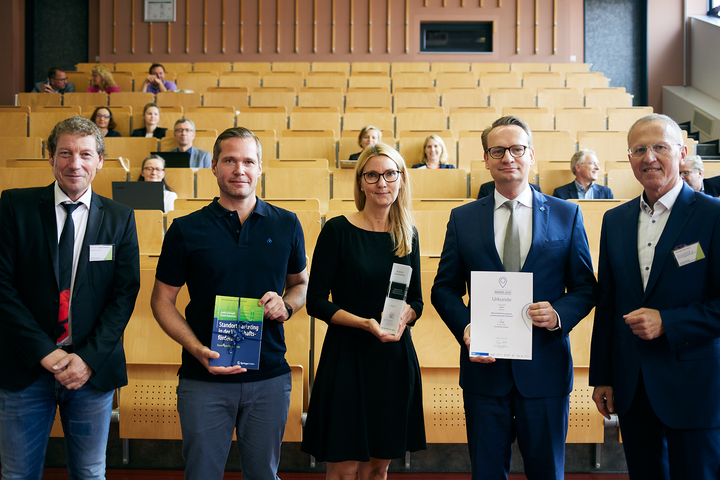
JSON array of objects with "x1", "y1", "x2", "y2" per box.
[{"x1": 151, "y1": 126, "x2": 308, "y2": 480}]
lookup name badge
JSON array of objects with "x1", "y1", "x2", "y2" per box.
[
  {"x1": 672, "y1": 242, "x2": 704, "y2": 267},
  {"x1": 90, "y1": 244, "x2": 114, "y2": 261}
]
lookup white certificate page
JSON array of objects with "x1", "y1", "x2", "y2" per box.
[{"x1": 470, "y1": 271, "x2": 533, "y2": 360}]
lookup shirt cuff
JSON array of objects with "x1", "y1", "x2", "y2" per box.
[{"x1": 548, "y1": 310, "x2": 561, "y2": 331}]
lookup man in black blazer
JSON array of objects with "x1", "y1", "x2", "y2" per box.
[
  {"x1": 0, "y1": 116, "x2": 140, "y2": 478},
  {"x1": 553, "y1": 149, "x2": 614, "y2": 200},
  {"x1": 704, "y1": 175, "x2": 720, "y2": 197}
]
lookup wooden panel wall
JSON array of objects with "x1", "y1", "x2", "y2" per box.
[{"x1": 96, "y1": 0, "x2": 584, "y2": 63}]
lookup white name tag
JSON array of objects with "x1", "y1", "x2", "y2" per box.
[
  {"x1": 89, "y1": 244, "x2": 114, "y2": 261},
  {"x1": 672, "y1": 242, "x2": 704, "y2": 267}
]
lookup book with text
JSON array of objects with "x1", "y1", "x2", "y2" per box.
[{"x1": 209, "y1": 295, "x2": 263, "y2": 369}]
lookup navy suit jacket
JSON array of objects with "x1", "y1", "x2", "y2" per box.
[
  {"x1": 432, "y1": 189, "x2": 597, "y2": 398},
  {"x1": 477, "y1": 181, "x2": 541, "y2": 199},
  {"x1": 553, "y1": 181, "x2": 614, "y2": 200},
  {"x1": 590, "y1": 183, "x2": 720, "y2": 429},
  {"x1": 0, "y1": 185, "x2": 140, "y2": 392},
  {"x1": 703, "y1": 176, "x2": 720, "y2": 197}
]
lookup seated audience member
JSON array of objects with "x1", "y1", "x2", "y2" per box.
[
  {"x1": 348, "y1": 125, "x2": 382, "y2": 161},
  {"x1": 704, "y1": 172, "x2": 720, "y2": 197},
  {"x1": 168, "y1": 118, "x2": 211, "y2": 168},
  {"x1": 31, "y1": 67, "x2": 75, "y2": 94},
  {"x1": 140, "y1": 63, "x2": 178, "y2": 94},
  {"x1": 477, "y1": 181, "x2": 541, "y2": 199},
  {"x1": 139, "y1": 155, "x2": 177, "y2": 212},
  {"x1": 131, "y1": 103, "x2": 167, "y2": 139},
  {"x1": 553, "y1": 149, "x2": 613, "y2": 199},
  {"x1": 86, "y1": 65, "x2": 121, "y2": 94},
  {"x1": 412, "y1": 134, "x2": 455, "y2": 169},
  {"x1": 91, "y1": 106, "x2": 121, "y2": 137},
  {"x1": 680, "y1": 155, "x2": 716, "y2": 195}
]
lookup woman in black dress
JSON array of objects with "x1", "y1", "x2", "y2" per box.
[{"x1": 302, "y1": 143, "x2": 426, "y2": 480}]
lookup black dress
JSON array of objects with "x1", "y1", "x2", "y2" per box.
[{"x1": 301, "y1": 216, "x2": 426, "y2": 462}]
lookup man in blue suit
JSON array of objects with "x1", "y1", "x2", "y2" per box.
[
  {"x1": 0, "y1": 116, "x2": 140, "y2": 478},
  {"x1": 432, "y1": 116, "x2": 597, "y2": 480},
  {"x1": 553, "y1": 149, "x2": 614, "y2": 200},
  {"x1": 590, "y1": 114, "x2": 720, "y2": 479},
  {"x1": 169, "y1": 118, "x2": 212, "y2": 168}
]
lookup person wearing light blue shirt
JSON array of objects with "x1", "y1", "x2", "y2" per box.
[
  {"x1": 553, "y1": 149, "x2": 614, "y2": 200},
  {"x1": 168, "y1": 118, "x2": 212, "y2": 168}
]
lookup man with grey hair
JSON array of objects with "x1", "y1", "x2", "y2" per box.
[
  {"x1": 590, "y1": 114, "x2": 720, "y2": 478},
  {"x1": 168, "y1": 117, "x2": 212, "y2": 168},
  {"x1": 151, "y1": 126, "x2": 308, "y2": 480},
  {"x1": 553, "y1": 149, "x2": 614, "y2": 200},
  {"x1": 0, "y1": 116, "x2": 140, "y2": 478},
  {"x1": 679, "y1": 154, "x2": 706, "y2": 193}
]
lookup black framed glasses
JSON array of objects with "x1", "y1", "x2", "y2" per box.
[
  {"x1": 628, "y1": 143, "x2": 681, "y2": 158},
  {"x1": 361, "y1": 170, "x2": 401, "y2": 184},
  {"x1": 95, "y1": 114, "x2": 111, "y2": 119},
  {"x1": 486, "y1": 145, "x2": 528, "y2": 159}
]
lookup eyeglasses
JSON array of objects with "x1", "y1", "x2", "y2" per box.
[
  {"x1": 680, "y1": 169, "x2": 699, "y2": 177},
  {"x1": 580, "y1": 161, "x2": 600, "y2": 169},
  {"x1": 628, "y1": 143, "x2": 681, "y2": 158},
  {"x1": 52, "y1": 77, "x2": 68, "y2": 82},
  {"x1": 174, "y1": 128, "x2": 194, "y2": 134},
  {"x1": 361, "y1": 170, "x2": 401, "y2": 184},
  {"x1": 486, "y1": 145, "x2": 528, "y2": 159},
  {"x1": 95, "y1": 114, "x2": 110, "y2": 119},
  {"x1": 143, "y1": 167, "x2": 164, "y2": 173}
]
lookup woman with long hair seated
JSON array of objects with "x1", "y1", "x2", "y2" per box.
[
  {"x1": 348, "y1": 125, "x2": 382, "y2": 161},
  {"x1": 131, "y1": 103, "x2": 167, "y2": 139},
  {"x1": 412, "y1": 134, "x2": 455, "y2": 169},
  {"x1": 301, "y1": 143, "x2": 426, "y2": 480},
  {"x1": 90, "y1": 106, "x2": 121, "y2": 137},
  {"x1": 139, "y1": 155, "x2": 177, "y2": 212},
  {"x1": 86, "y1": 65, "x2": 121, "y2": 94}
]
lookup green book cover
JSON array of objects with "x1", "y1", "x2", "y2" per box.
[{"x1": 209, "y1": 295, "x2": 263, "y2": 369}]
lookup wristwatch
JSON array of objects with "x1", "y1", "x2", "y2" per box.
[{"x1": 284, "y1": 301, "x2": 293, "y2": 319}]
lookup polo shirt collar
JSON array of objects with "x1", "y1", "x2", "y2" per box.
[{"x1": 208, "y1": 196, "x2": 268, "y2": 218}]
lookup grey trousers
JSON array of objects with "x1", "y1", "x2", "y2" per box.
[{"x1": 177, "y1": 372, "x2": 292, "y2": 480}]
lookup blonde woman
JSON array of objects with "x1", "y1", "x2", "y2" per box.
[
  {"x1": 349, "y1": 125, "x2": 382, "y2": 161},
  {"x1": 131, "y1": 103, "x2": 167, "y2": 139},
  {"x1": 412, "y1": 134, "x2": 455, "y2": 169},
  {"x1": 302, "y1": 143, "x2": 426, "y2": 480},
  {"x1": 86, "y1": 65, "x2": 120, "y2": 94}
]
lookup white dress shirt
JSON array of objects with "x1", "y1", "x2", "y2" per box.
[
  {"x1": 493, "y1": 185, "x2": 534, "y2": 269},
  {"x1": 637, "y1": 180, "x2": 683, "y2": 290},
  {"x1": 54, "y1": 183, "x2": 93, "y2": 345}
]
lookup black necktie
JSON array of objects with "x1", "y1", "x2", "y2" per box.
[{"x1": 58, "y1": 203, "x2": 79, "y2": 344}]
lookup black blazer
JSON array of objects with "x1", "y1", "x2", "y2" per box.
[
  {"x1": 704, "y1": 176, "x2": 720, "y2": 197},
  {"x1": 477, "y1": 181, "x2": 542, "y2": 199},
  {"x1": 0, "y1": 185, "x2": 140, "y2": 392},
  {"x1": 131, "y1": 127, "x2": 167, "y2": 139}
]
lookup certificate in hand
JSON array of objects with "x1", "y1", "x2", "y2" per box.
[{"x1": 470, "y1": 271, "x2": 533, "y2": 360}]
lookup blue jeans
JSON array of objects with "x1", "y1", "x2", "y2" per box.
[
  {"x1": 177, "y1": 373, "x2": 292, "y2": 480},
  {"x1": 0, "y1": 371, "x2": 114, "y2": 480}
]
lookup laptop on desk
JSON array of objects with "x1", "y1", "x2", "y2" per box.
[
  {"x1": 153, "y1": 151, "x2": 191, "y2": 168},
  {"x1": 112, "y1": 182, "x2": 165, "y2": 210}
]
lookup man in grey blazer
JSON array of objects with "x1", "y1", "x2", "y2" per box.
[{"x1": 169, "y1": 118, "x2": 212, "y2": 168}]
